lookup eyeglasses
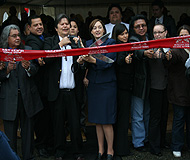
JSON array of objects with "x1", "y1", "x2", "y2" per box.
[
  {"x1": 179, "y1": 34, "x2": 189, "y2": 36},
  {"x1": 9, "y1": 34, "x2": 21, "y2": 38},
  {"x1": 153, "y1": 31, "x2": 165, "y2": 35},
  {"x1": 134, "y1": 24, "x2": 147, "y2": 29}
]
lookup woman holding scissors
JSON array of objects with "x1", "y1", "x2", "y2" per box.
[{"x1": 78, "y1": 19, "x2": 117, "y2": 160}]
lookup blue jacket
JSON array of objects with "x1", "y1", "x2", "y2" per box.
[
  {"x1": 0, "y1": 131, "x2": 20, "y2": 160},
  {"x1": 86, "y1": 38, "x2": 117, "y2": 84}
]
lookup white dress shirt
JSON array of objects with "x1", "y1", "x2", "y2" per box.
[
  {"x1": 155, "y1": 15, "x2": 164, "y2": 24},
  {"x1": 59, "y1": 36, "x2": 75, "y2": 89},
  {"x1": 105, "y1": 22, "x2": 129, "y2": 38}
]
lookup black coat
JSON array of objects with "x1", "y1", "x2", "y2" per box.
[
  {"x1": 129, "y1": 35, "x2": 150, "y2": 99},
  {"x1": 25, "y1": 33, "x2": 44, "y2": 50},
  {"x1": 116, "y1": 41, "x2": 134, "y2": 91},
  {"x1": 43, "y1": 35, "x2": 84, "y2": 102},
  {"x1": 0, "y1": 46, "x2": 43, "y2": 120},
  {"x1": 25, "y1": 33, "x2": 49, "y2": 97}
]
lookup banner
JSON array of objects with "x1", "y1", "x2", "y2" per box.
[{"x1": 0, "y1": 35, "x2": 190, "y2": 61}]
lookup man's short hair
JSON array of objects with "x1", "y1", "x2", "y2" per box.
[
  {"x1": 106, "y1": 3, "x2": 122, "y2": 19},
  {"x1": 55, "y1": 13, "x2": 70, "y2": 29},
  {"x1": 28, "y1": 15, "x2": 41, "y2": 26},
  {"x1": 152, "y1": 0, "x2": 164, "y2": 9}
]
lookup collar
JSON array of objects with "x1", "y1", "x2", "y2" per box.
[{"x1": 156, "y1": 15, "x2": 164, "y2": 24}]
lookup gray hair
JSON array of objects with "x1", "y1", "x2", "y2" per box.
[{"x1": 0, "y1": 24, "x2": 20, "y2": 48}]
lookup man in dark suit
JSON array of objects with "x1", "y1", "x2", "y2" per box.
[
  {"x1": 44, "y1": 13, "x2": 84, "y2": 160},
  {"x1": 26, "y1": 15, "x2": 44, "y2": 50},
  {"x1": 148, "y1": 0, "x2": 177, "y2": 39},
  {"x1": 25, "y1": 15, "x2": 52, "y2": 157},
  {"x1": 0, "y1": 24, "x2": 43, "y2": 160}
]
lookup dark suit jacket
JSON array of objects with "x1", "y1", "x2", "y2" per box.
[
  {"x1": 149, "y1": 15, "x2": 177, "y2": 39},
  {"x1": 25, "y1": 33, "x2": 49, "y2": 97},
  {"x1": 44, "y1": 34, "x2": 84, "y2": 102},
  {"x1": 0, "y1": 49, "x2": 43, "y2": 120},
  {"x1": 25, "y1": 33, "x2": 44, "y2": 50}
]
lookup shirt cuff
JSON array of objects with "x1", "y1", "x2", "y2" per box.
[
  {"x1": 25, "y1": 67, "x2": 31, "y2": 77},
  {"x1": 6, "y1": 73, "x2": 10, "y2": 78}
]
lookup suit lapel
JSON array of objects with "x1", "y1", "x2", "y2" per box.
[{"x1": 55, "y1": 35, "x2": 60, "y2": 44}]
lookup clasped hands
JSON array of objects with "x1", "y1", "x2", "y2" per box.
[
  {"x1": 0, "y1": 61, "x2": 5, "y2": 70},
  {"x1": 6, "y1": 60, "x2": 30, "y2": 74},
  {"x1": 144, "y1": 49, "x2": 172, "y2": 60},
  {"x1": 77, "y1": 55, "x2": 96, "y2": 64}
]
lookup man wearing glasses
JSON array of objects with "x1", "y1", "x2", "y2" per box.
[{"x1": 128, "y1": 15, "x2": 153, "y2": 153}]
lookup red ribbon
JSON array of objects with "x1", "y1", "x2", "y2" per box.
[{"x1": 0, "y1": 36, "x2": 190, "y2": 61}]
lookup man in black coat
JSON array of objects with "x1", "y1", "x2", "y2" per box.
[
  {"x1": 26, "y1": 15, "x2": 44, "y2": 50},
  {"x1": 0, "y1": 24, "x2": 43, "y2": 160},
  {"x1": 25, "y1": 15, "x2": 52, "y2": 157},
  {"x1": 44, "y1": 13, "x2": 84, "y2": 160},
  {"x1": 148, "y1": 0, "x2": 177, "y2": 39}
]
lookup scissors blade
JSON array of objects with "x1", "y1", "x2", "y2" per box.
[
  {"x1": 89, "y1": 33, "x2": 110, "y2": 47},
  {"x1": 89, "y1": 33, "x2": 114, "y2": 63},
  {"x1": 92, "y1": 54, "x2": 114, "y2": 63}
]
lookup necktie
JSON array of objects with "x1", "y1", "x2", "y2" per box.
[
  {"x1": 39, "y1": 35, "x2": 44, "y2": 41},
  {"x1": 156, "y1": 19, "x2": 160, "y2": 24}
]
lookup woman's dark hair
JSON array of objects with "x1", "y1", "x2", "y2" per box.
[
  {"x1": 112, "y1": 23, "x2": 128, "y2": 42},
  {"x1": 70, "y1": 18, "x2": 80, "y2": 32},
  {"x1": 177, "y1": 25, "x2": 190, "y2": 35},
  {"x1": 55, "y1": 13, "x2": 70, "y2": 28},
  {"x1": 129, "y1": 14, "x2": 148, "y2": 40},
  {"x1": 89, "y1": 19, "x2": 106, "y2": 39}
]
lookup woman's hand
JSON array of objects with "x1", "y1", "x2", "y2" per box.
[
  {"x1": 7, "y1": 61, "x2": 16, "y2": 74},
  {"x1": 165, "y1": 50, "x2": 172, "y2": 61},
  {"x1": 82, "y1": 55, "x2": 96, "y2": 64},
  {"x1": 125, "y1": 53, "x2": 133, "y2": 64},
  {"x1": 77, "y1": 56, "x2": 85, "y2": 64},
  {"x1": 21, "y1": 60, "x2": 30, "y2": 70},
  {"x1": 144, "y1": 49, "x2": 154, "y2": 58},
  {"x1": 0, "y1": 61, "x2": 5, "y2": 70},
  {"x1": 38, "y1": 58, "x2": 45, "y2": 66}
]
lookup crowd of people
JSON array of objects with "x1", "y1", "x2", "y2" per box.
[{"x1": 0, "y1": 0, "x2": 190, "y2": 160}]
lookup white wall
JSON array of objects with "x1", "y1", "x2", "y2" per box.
[
  {"x1": 54, "y1": 3, "x2": 190, "y2": 25},
  {"x1": 1, "y1": 3, "x2": 190, "y2": 27}
]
